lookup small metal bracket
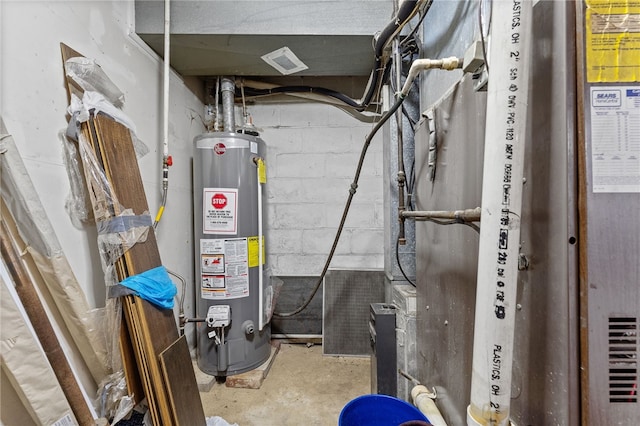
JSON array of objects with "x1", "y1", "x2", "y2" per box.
[
  {"x1": 463, "y1": 39, "x2": 489, "y2": 92},
  {"x1": 473, "y1": 67, "x2": 489, "y2": 92},
  {"x1": 518, "y1": 253, "x2": 530, "y2": 271}
]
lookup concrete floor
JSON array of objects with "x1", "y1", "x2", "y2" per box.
[{"x1": 200, "y1": 343, "x2": 370, "y2": 426}]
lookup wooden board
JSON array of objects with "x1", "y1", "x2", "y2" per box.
[
  {"x1": 60, "y1": 43, "x2": 205, "y2": 426},
  {"x1": 91, "y1": 113, "x2": 174, "y2": 426},
  {"x1": 118, "y1": 312, "x2": 143, "y2": 404},
  {"x1": 159, "y1": 336, "x2": 206, "y2": 426},
  {"x1": 225, "y1": 342, "x2": 281, "y2": 390}
]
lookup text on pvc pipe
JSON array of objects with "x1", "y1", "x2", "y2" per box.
[{"x1": 493, "y1": 0, "x2": 524, "y2": 326}]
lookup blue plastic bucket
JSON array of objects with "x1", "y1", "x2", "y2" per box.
[{"x1": 338, "y1": 394, "x2": 430, "y2": 426}]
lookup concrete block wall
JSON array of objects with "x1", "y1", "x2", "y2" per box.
[
  {"x1": 392, "y1": 283, "x2": 418, "y2": 402},
  {"x1": 247, "y1": 102, "x2": 385, "y2": 276}
]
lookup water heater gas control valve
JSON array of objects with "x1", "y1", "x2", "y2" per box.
[{"x1": 206, "y1": 305, "x2": 231, "y2": 328}]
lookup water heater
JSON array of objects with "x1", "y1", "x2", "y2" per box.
[{"x1": 193, "y1": 78, "x2": 271, "y2": 376}]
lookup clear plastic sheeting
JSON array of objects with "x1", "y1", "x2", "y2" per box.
[
  {"x1": 94, "y1": 370, "x2": 134, "y2": 425},
  {"x1": 0, "y1": 118, "x2": 110, "y2": 383},
  {"x1": 64, "y1": 57, "x2": 125, "y2": 108},
  {"x1": 66, "y1": 91, "x2": 150, "y2": 160},
  {"x1": 263, "y1": 271, "x2": 282, "y2": 327},
  {"x1": 95, "y1": 208, "x2": 152, "y2": 289},
  {"x1": 60, "y1": 130, "x2": 93, "y2": 227},
  {"x1": 206, "y1": 416, "x2": 239, "y2": 426}
]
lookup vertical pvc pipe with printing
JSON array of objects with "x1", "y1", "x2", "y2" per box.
[{"x1": 467, "y1": 0, "x2": 532, "y2": 425}]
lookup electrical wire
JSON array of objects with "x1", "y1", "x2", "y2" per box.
[
  {"x1": 273, "y1": 95, "x2": 408, "y2": 317},
  {"x1": 402, "y1": 105, "x2": 418, "y2": 129},
  {"x1": 240, "y1": 85, "x2": 368, "y2": 111},
  {"x1": 396, "y1": 237, "x2": 416, "y2": 287},
  {"x1": 479, "y1": 0, "x2": 491, "y2": 73},
  {"x1": 400, "y1": 0, "x2": 433, "y2": 48},
  {"x1": 407, "y1": 156, "x2": 416, "y2": 210}
]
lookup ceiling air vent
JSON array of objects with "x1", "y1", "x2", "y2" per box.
[
  {"x1": 261, "y1": 47, "x2": 308, "y2": 76},
  {"x1": 608, "y1": 316, "x2": 638, "y2": 403}
]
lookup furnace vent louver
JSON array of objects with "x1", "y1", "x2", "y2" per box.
[{"x1": 608, "y1": 316, "x2": 638, "y2": 403}]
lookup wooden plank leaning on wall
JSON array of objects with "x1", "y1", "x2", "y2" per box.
[{"x1": 60, "y1": 43, "x2": 205, "y2": 426}]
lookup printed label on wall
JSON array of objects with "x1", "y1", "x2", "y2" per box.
[
  {"x1": 590, "y1": 86, "x2": 640, "y2": 192},
  {"x1": 53, "y1": 415, "x2": 76, "y2": 426},
  {"x1": 203, "y1": 188, "x2": 238, "y2": 234},
  {"x1": 200, "y1": 238, "x2": 249, "y2": 300}
]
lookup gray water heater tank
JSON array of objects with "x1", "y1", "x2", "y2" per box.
[{"x1": 193, "y1": 131, "x2": 271, "y2": 376}]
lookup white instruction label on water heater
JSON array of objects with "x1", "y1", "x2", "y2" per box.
[
  {"x1": 200, "y1": 238, "x2": 249, "y2": 300},
  {"x1": 203, "y1": 188, "x2": 238, "y2": 234}
]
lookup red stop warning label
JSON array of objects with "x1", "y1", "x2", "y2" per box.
[
  {"x1": 204, "y1": 188, "x2": 237, "y2": 234},
  {"x1": 211, "y1": 193, "x2": 227, "y2": 209}
]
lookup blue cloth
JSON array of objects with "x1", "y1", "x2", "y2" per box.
[{"x1": 119, "y1": 266, "x2": 176, "y2": 310}]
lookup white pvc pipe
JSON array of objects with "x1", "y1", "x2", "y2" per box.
[
  {"x1": 467, "y1": 0, "x2": 532, "y2": 425},
  {"x1": 399, "y1": 57, "x2": 461, "y2": 97},
  {"x1": 162, "y1": 0, "x2": 170, "y2": 159},
  {"x1": 257, "y1": 161, "x2": 264, "y2": 331},
  {"x1": 411, "y1": 385, "x2": 448, "y2": 426}
]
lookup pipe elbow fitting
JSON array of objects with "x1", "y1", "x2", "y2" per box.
[{"x1": 411, "y1": 385, "x2": 434, "y2": 403}]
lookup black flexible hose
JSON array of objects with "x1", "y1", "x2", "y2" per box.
[
  {"x1": 374, "y1": 0, "x2": 419, "y2": 58},
  {"x1": 274, "y1": 95, "x2": 407, "y2": 317},
  {"x1": 241, "y1": 85, "x2": 366, "y2": 111},
  {"x1": 396, "y1": 237, "x2": 416, "y2": 287}
]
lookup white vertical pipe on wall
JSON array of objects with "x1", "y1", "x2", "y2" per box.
[
  {"x1": 467, "y1": 0, "x2": 532, "y2": 425},
  {"x1": 154, "y1": 0, "x2": 171, "y2": 227},
  {"x1": 162, "y1": 0, "x2": 170, "y2": 161},
  {"x1": 257, "y1": 164, "x2": 265, "y2": 331}
]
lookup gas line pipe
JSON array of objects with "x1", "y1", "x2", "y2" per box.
[{"x1": 400, "y1": 208, "x2": 481, "y2": 222}]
